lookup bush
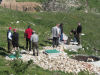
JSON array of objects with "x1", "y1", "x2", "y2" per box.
[{"x1": 10, "y1": 59, "x2": 33, "y2": 75}]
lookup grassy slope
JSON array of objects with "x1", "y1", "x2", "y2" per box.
[
  {"x1": 79, "y1": 0, "x2": 100, "y2": 12},
  {"x1": 88, "y1": 0, "x2": 100, "y2": 10},
  {"x1": 0, "y1": 7, "x2": 100, "y2": 74}
]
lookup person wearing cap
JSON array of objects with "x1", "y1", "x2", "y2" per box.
[
  {"x1": 12, "y1": 29, "x2": 19, "y2": 51},
  {"x1": 7, "y1": 27, "x2": 12, "y2": 52},
  {"x1": 30, "y1": 31, "x2": 39, "y2": 56},
  {"x1": 24, "y1": 25, "x2": 33, "y2": 51},
  {"x1": 76, "y1": 22, "x2": 82, "y2": 45}
]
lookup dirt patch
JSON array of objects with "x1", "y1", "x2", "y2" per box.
[
  {"x1": 0, "y1": 1, "x2": 42, "y2": 12},
  {"x1": 72, "y1": 55, "x2": 100, "y2": 62}
]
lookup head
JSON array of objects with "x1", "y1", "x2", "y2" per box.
[
  {"x1": 56, "y1": 24, "x2": 60, "y2": 27},
  {"x1": 78, "y1": 22, "x2": 81, "y2": 26},
  {"x1": 9, "y1": 27, "x2": 12, "y2": 30},
  {"x1": 73, "y1": 29, "x2": 76, "y2": 31},
  {"x1": 28, "y1": 25, "x2": 31, "y2": 29},
  {"x1": 13, "y1": 29, "x2": 16, "y2": 32},
  {"x1": 32, "y1": 31, "x2": 36, "y2": 34},
  {"x1": 60, "y1": 23, "x2": 63, "y2": 26},
  {"x1": 70, "y1": 31, "x2": 72, "y2": 35}
]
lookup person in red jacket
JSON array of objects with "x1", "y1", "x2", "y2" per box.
[{"x1": 24, "y1": 25, "x2": 33, "y2": 51}]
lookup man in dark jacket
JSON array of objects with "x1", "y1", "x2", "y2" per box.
[
  {"x1": 59, "y1": 23, "x2": 63, "y2": 41},
  {"x1": 24, "y1": 25, "x2": 33, "y2": 51},
  {"x1": 12, "y1": 29, "x2": 19, "y2": 50},
  {"x1": 7, "y1": 27, "x2": 12, "y2": 53},
  {"x1": 76, "y1": 23, "x2": 82, "y2": 45}
]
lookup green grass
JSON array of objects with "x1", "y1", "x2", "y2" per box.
[
  {"x1": 79, "y1": 0, "x2": 100, "y2": 12},
  {"x1": 88, "y1": 0, "x2": 100, "y2": 10},
  {"x1": 0, "y1": 7, "x2": 100, "y2": 75},
  {"x1": 0, "y1": 7, "x2": 100, "y2": 53}
]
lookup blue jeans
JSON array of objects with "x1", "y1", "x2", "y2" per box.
[
  {"x1": 73, "y1": 37, "x2": 77, "y2": 42},
  {"x1": 60, "y1": 33, "x2": 63, "y2": 41}
]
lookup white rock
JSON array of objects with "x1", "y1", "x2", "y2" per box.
[{"x1": 16, "y1": 21, "x2": 19, "y2": 23}]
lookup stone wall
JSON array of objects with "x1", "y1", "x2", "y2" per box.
[{"x1": 43, "y1": 0, "x2": 81, "y2": 12}]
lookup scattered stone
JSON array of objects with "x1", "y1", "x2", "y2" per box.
[
  {"x1": 16, "y1": 21, "x2": 20, "y2": 24},
  {"x1": 81, "y1": 33, "x2": 85, "y2": 36},
  {"x1": 65, "y1": 44, "x2": 82, "y2": 52},
  {"x1": 5, "y1": 49, "x2": 100, "y2": 74}
]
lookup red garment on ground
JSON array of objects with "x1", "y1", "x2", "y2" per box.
[{"x1": 25, "y1": 28, "x2": 33, "y2": 39}]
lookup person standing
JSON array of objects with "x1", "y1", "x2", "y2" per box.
[
  {"x1": 24, "y1": 25, "x2": 33, "y2": 51},
  {"x1": 7, "y1": 27, "x2": 12, "y2": 53},
  {"x1": 31, "y1": 31, "x2": 39, "y2": 56},
  {"x1": 59, "y1": 23, "x2": 63, "y2": 41},
  {"x1": 52, "y1": 24, "x2": 60, "y2": 47},
  {"x1": 12, "y1": 29, "x2": 19, "y2": 51},
  {"x1": 76, "y1": 22, "x2": 82, "y2": 45}
]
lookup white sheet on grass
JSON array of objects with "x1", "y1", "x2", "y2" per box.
[{"x1": 63, "y1": 33, "x2": 68, "y2": 40}]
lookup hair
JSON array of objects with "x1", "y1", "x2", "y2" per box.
[
  {"x1": 32, "y1": 31, "x2": 36, "y2": 34},
  {"x1": 32, "y1": 32, "x2": 34, "y2": 34},
  {"x1": 78, "y1": 22, "x2": 81, "y2": 25},
  {"x1": 60, "y1": 23, "x2": 63, "y2": 26},
  {"x1": 28, "y1": 25, "x2": 31, "y2": 28}
]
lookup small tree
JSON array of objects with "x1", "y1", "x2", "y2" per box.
[{"x1": 10, "y1": 59, "x2": 33, "y2": 75}]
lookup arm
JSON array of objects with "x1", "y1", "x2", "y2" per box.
[
  {"x1": 24, "y1": 29, "x2": 27, "y2": 38},
  {"x1": 8, "y1": 32, "x2": 12, "y2": 40},
  {"x1": 30, "y1": 35, "x2": 32, "y2": 42},
  {"x1": 18, "y1": 33, "x2": 19, "y2": 42},
  {"x1": 37, "y1": 35, "x2": 39, "y2": 42}
]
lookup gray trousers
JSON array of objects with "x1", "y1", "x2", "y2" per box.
[
  {"x1": 8, "y1": 39, "x2": 12, "y2": 52},
  {"x1": 32, "y1": 42, "x2": 38, "y2": 56}
]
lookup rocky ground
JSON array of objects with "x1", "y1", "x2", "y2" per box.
[
  {"x1": 43, "y1": 0, "x2": 81, "y2": 11},
  {"x1": 6, "y1": 45, "x2": 100, "y2": 75}
]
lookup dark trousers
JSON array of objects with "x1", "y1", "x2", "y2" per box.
[
  {"x1": 8, "y1": 39, "x2": 12, "y2": 52},
  {"x1": 53, "y1": 37, "x2": 59, "y2": 47},
  {"x1": 67, "y1": 36, "x2": 71, "y2": 45},
  {"x1": 60, "y1": 33, "x2": 63, "y2": 41},
  {"x1": 76, "y1": 33, "x2": 80, "y2": 44},
  {"x1": 26, "y1": 38, "x2": 31, "y2": 51},
  {"x1": 32, "y1": 42, "x2": 38, "y2": 56}
]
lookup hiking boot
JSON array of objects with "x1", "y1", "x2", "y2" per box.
[
  {"x1": 37, "y1": 53, "x2": 38, "y2": 56},
  {"x1": 33, "y1": 53, "x2": 35, "y2": 56}
]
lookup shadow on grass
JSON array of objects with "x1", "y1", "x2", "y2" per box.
[
  {"x1": 0, "y1": 71, "x2": 10, "y2": 75},
  {"x1": 44, "y1": 40, "x2": 52, "y2": 44},
  {"x1": 19, "y1": 45, "x2": 25, "y2": 50},
  {"x1": 39, "y1": 40, "x2": 52, "y2": 47},
  {"x1": 39, "y1": 43, "x2": 46, "y2": 47},
  {"x1": 0, "y1": 47, "x2": 8, "y2": 56}
]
